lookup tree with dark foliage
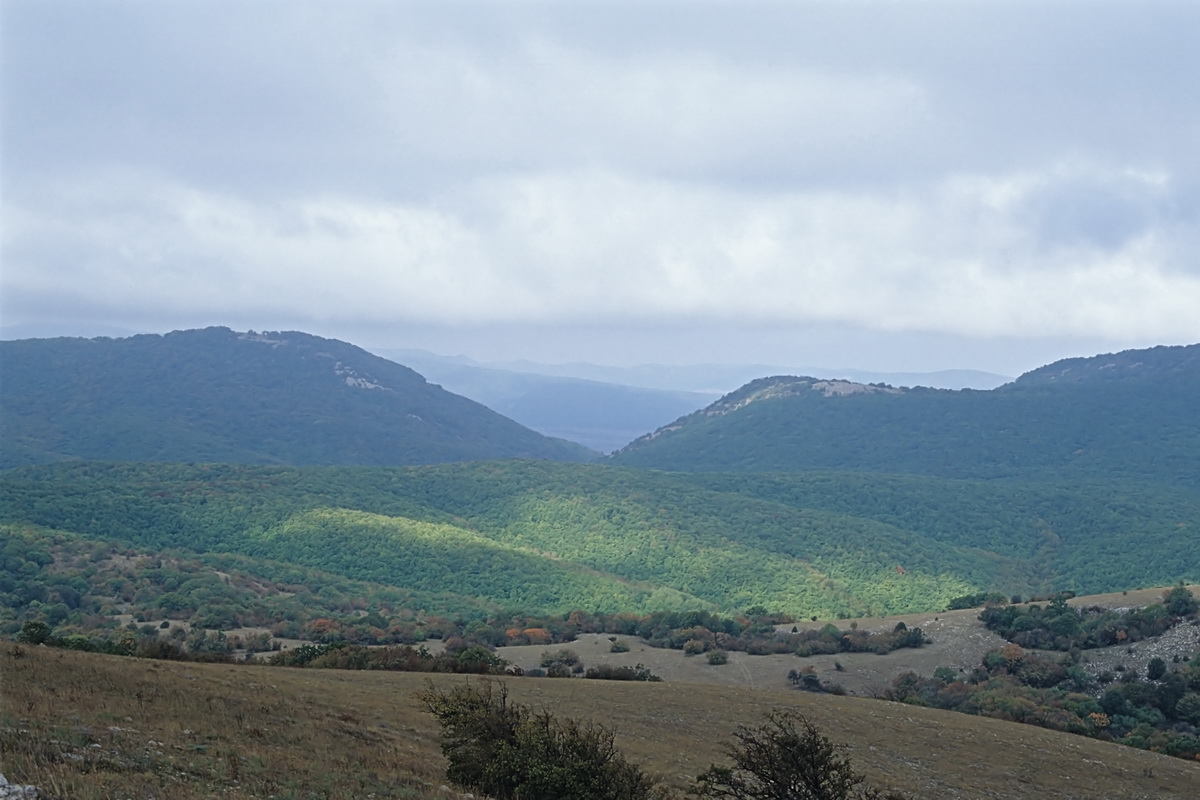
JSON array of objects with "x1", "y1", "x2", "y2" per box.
[
  {"x1": 692, "y1": 710, "x2": 907, "y2": 800},
  {"x1": 417, "y1": 680, "x2": 660, "y2": 800}
]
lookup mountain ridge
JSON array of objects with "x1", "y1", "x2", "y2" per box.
[
  {"x1": 609, "y1": 343, "x2": 1200, "y2": 484},
  {"x1": 0, "y1": 327, "x2": 595, "y2": 469}
]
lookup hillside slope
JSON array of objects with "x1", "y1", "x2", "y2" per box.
[
  {"x1": 4, "y1": 646, "x2": 1199, "y2": 799},
  {"x1": 609, "y1": 344, "x2": 1200, "y2": 485},
  {"x1": 0, "y1": 328, "x2": 594, "y2": 468},
  {"x1": 4, "y1": 461, "x2": 1198, "y2": 621}
]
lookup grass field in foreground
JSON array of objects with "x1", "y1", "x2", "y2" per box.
[{"x1": 4, "y1": 645, "x2": 1200, "y2": 799}]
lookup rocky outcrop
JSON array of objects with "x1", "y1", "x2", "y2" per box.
[{"x1": 0, "y1": 774, "x2": 40, "y2": 799}]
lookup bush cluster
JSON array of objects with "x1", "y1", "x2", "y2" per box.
[
  {"x1": 584, "y1": 663, "x2": 663, "y2": 682},
  {"x1": 267, "y1": 641, "x2": 511, "y2": 674},
  {"x1": 979, "y1": 589, "x2": 1194, "y2": 651},
  {"x1": 419, "y1": 682, "x2": 908, "y2": 800},
  {"x1": 417, "y1": 681, "x2": 660, "y2": 800},
  {"x1": 884, "y1": 636, "x2": 1200, "y2": 762},
  {"x1": 692, "y1": 710, "x2": 908, "y2": 799}
]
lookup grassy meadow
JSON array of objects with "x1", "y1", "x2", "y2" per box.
[{"x1": 4, "y1": 644, "x2": 1200, "y2": 799}]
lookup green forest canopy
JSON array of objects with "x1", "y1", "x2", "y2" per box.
[{"x1": 3, "y1": 461, "x2": 1198, "y2": 622}]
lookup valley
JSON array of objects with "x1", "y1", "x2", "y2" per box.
[{"x1": 2, "y1": 330, "x2": 1199, "y2": 797}]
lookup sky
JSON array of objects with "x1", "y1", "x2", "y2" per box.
[{"x1": 3, "y1": 1, "x2": 1199, "y2": 376}]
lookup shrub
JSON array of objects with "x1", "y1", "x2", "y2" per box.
[
  {"x1": 692, "y1": 710, "x2": 908, "y2": 799},
  {"x1": 585, "y1": 663, "x2": 663, "y2": 682},
  {"x1": 15, "y1": 621, "x2": 51, "y2": 645},
  {"x1": 417, "y1": 680, "x2": 661, "y2": 800},
  {"x1": 1164, "y1": 586, "x2": 1199, "y2": 617},
  {"x1": 540, "y1": 648, "x2": 581, "y2": 668},
  {"x1": 707, "y1": 650, "x2": 729, "y2": 665},
  {"x1": 546, "y1": 663, "x2": 573, "y2": 678}
]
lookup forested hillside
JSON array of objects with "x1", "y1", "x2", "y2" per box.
[
  {"x1": 609, "y1": 344, "x2": 1200, "y2": 484},
  {"x1": 3, "y1": 461, "x2": 1198, "y2": 625},
  {"x1": 0, "y1": 328, "x2": 595, "y2": 468}
]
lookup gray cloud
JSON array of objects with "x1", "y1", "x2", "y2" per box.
[{"x1": 3, "y1": 1, "x2": 1199, "y2": 370}]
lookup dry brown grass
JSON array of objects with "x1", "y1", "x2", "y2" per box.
[
  {"x1": 492, "y1": 585, "x2": 1200, "y2": 697},
  {"x1": 4, "y1": 644, "x2": 1200, "y2": 799},
  {"x1": 0, "y1": 644, "x2": 454, "y2": 799}
]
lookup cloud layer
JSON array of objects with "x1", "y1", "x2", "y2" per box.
[{"x1": 4, "y1": 2, "x2": 1199, "y2": 367}]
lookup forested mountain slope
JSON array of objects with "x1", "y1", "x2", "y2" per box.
[
  {"x1": 3, "y1": 461, "x2": 1198, "y2": 620},
  {"x1": 609, "y1": 344, "x2": 1200, "y2": 484},
  {"x1": 0, "y1": 328, "x2": 594, "y2": 468}
]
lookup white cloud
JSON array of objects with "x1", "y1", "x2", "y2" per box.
[
  {"x1": 5, "y1": 163, "x2": 1198, "y2": 343},
  {"x1": 4, "y1": 2, "x2": 1200, "y2": 367}
]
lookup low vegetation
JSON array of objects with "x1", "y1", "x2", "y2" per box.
[
  {"x1": 418, "y1": 680, "x2": 661, "y2": 800},
  {"x1": 980, "y1": 587, "x2": 1198, "y2": 650},
  {"x1": 417, "y1": 681, "x2": 908, "y2": 800},
  {"x1": 7, "y1": 628, "x2": 1200, "y2": 798},
  {"x1": 692, "y1": 710, "x2": 907, "y2": 800},
  {"x1": 884, "y1": 587, "x2": 1200, "y2": 762}
]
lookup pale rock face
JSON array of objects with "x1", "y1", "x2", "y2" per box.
[
  {"x1": 241, "y1": 330, "x2": 391, "y2": 390},
  {"x1": 343, "y1": 375, "x2": 385, "y2": 390},
  {"x1": 237, "y1": 331, "x2": 287, "y2": 346},
  {"x1": 0, "y1": 774, "x2": 40, "y2": 799},
  {"x1": 330, "y1": 359, "x2": 386, "y2": 390},
  {"x1": 705, "y1": 377, "x2": 900, "y2": 418},
  {"x1": 620, "y1": 376, "x2": 903, "y2": 449}
]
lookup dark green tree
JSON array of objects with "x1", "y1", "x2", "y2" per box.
[
  {"x1": 692, "y1": 710, "x2": 907, "y2": 800},
  {"x1": 15, "y1": 620, "x2": 51, "y2": 645},
  {"x1": 417, "y1": 680, "x2": 660, "y2": 800},
  {"x1": 1164, "y1": 586, "x2": 1198, "y2": 617}
]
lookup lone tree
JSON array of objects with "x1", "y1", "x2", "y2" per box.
[
  {"x1": 417, "y1": 679, "x2": 660, "y2": 800},
  {"x1": 692, "y1": 710, "x2": 907, "y2": 800},
  {"x1": 1164, "y1": 585, "x2": 1198, "y2": 617}
]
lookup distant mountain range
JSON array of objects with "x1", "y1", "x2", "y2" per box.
[
  {"x1": 375, "y1": 348, "x2": 1010, "y2": 452},
  {"x1": 380, "y1": 348, "x2": 1012, "y2": 393},
  {"x1": 373, "y1": 349, "x2": 718, "y2": 453},
  {"x1": 1, "y1": 334, "x2": 1198, "y2": 624},
  {"x1": 609, "y1": 344, "x2": 1200, "y2": 486},
  {"x1": 0, "y1": 328, "x2": 594, "y2": 469}
]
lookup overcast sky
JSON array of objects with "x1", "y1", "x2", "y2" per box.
[{"x1": 3, "y1": 1, "x2": 1198, "y2": 375}]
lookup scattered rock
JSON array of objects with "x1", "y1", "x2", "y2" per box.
[{"x1": 0, "y1": 774, "x2": 40, "y2": 799}]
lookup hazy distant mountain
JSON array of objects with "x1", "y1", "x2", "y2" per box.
[
  {"x1": 375, "y1": 349, "x2": 718, "y2": 453},
  {"x1": 0, "y1": 328, "x2": 595, "y2": 469},
  {"x1": 375, "y1": 348, "x2": 1009, "y2": 452},
  {"x1": 448, "y1": 355, "x2": 1011, "y2": 393},
  {"x1": 609, "y1": 344, "x2": 1200, "y2": 485}
]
